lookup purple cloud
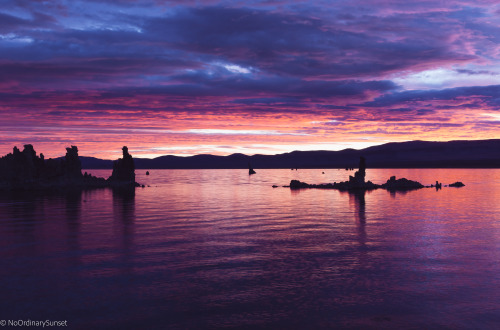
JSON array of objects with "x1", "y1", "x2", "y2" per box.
[{"x1": 1, "y1": 0, "x2": 500, "y2": 157}]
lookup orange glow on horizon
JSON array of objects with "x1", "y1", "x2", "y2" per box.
[{"x1": 1, "y1": 104, "x2": 497, "y2": 159}]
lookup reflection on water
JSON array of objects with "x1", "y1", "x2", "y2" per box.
[
  {"x1": 112, "y1": 187, "x2": 135, "y2": 223},
  {"x1": 349, "y1": 190, "x2": 366, "y2": 248},
  {"x1": 113, "y1": 188, "x2": 135, "y2": 268},
  {"x1": 0, "y1": 169, "x2": 499, "y2": 329}
]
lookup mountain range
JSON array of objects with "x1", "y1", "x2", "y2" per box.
[{"x1": 78, "y1": 139, "x2": 500, "y2": 169}]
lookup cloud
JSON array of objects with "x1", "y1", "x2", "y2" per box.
[
  {"x1": 1, "y1": 1, "x2": 500, "y2": 157},
  {"x1": 363, "y1": 84, "x2": 500, "y2": 108}
]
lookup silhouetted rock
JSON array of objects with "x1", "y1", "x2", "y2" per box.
[
  {"x1": 108, "y1": 146, "x2": 138, "y2": 186},
  {"x1": 331, "y1": 156, "x2": 379, "y2": 189},
  {"x1": 63, "y1": 146, "x2": 83, "y2": 181},
  {"x1": 381, "y1": 176, "x2": 424, "y2": 190},
  {"x1": 349, "y1": 157, "x2": 366, "y2": 183},
  {"x1": 329, "y1": 156, "x2": 376, "y2": 190},
  {"x1": 290, "y1": 180, "x2": 311, "y2": 189},
  {"x1": 288, "y1": 156, "x2": 427, "y2": 192},
  {"x1": 331, "y1": 179, "x2": 378, "y2": 191},
  {"x1": 146, "y1": 171, "x2": 150, "y2": 175},
  {"x1": 449, "y1": 181, "x2": 465, "y2": 187},
  {"x1": 430, "y1": 181, "x2": 442, "y2": 189},
  {"x1": 0, "y1": 145, "x2": 140, "y2": 190},
  {"x1": 249, "y1": 163, "x2": 256, "y2": 175}
]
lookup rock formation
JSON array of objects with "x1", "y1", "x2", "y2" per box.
[
  {"x1": 349, "y1": 156, "x2": 366, "y2": 185},
  {"x1": 289, "y1": 156, "x2": 430, "y2": 192},
  {"x1": 108, "y1": 146, "x2": 137, "y2": 185},
  {"x1": 380, "y1": 176, "x2": 424, "y2": 190},
  {"x1": 249, "y1": 162, "x2": 256, "y2": 175},
  {"x1": 0, "y1": 145, "x2": 139, "y2": 190},
  {"x1": 290, "y1": 157, "x2": 378, "y2": 190},
  {"x1": 63, "y1": 146, "x2": 83, "y2": 180}
]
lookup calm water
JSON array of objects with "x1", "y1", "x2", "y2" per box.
[{"x1": 0, "y1": 169, "x2": 499, "y2": 329}]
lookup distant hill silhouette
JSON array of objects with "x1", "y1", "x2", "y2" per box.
[{"x1": 79, "y1": 139, "x2": 500, "y2": 169}]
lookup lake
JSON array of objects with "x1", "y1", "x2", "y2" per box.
[{"x1": 0, "y1": 169, "x2": 499, "y2": 329}]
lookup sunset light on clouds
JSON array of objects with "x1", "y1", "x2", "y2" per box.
[{"x1": 1, "y1": 0, "x2": 500, "y2": 158}]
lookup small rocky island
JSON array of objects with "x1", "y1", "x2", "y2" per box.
[
  {"x1": 289, "y1": 157, "x2": 459, "y2": 191},
  {"x1": 0, "y1": 145, "x2": 140, "y2": 190}
]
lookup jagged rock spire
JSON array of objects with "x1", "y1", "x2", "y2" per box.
[
  {"x1": 349, "y1": 156, "x2": 366, "y2": 185},
  {"x1": 109, "y1": 146, "x2": 136, "y2": 184},
  {"x1": 64, "y1": 146, "x2": 82, "y2": 178}
]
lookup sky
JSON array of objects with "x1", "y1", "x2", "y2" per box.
[{"x1": 1, "y1": 0, "x2": 500, "y2": 159}]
